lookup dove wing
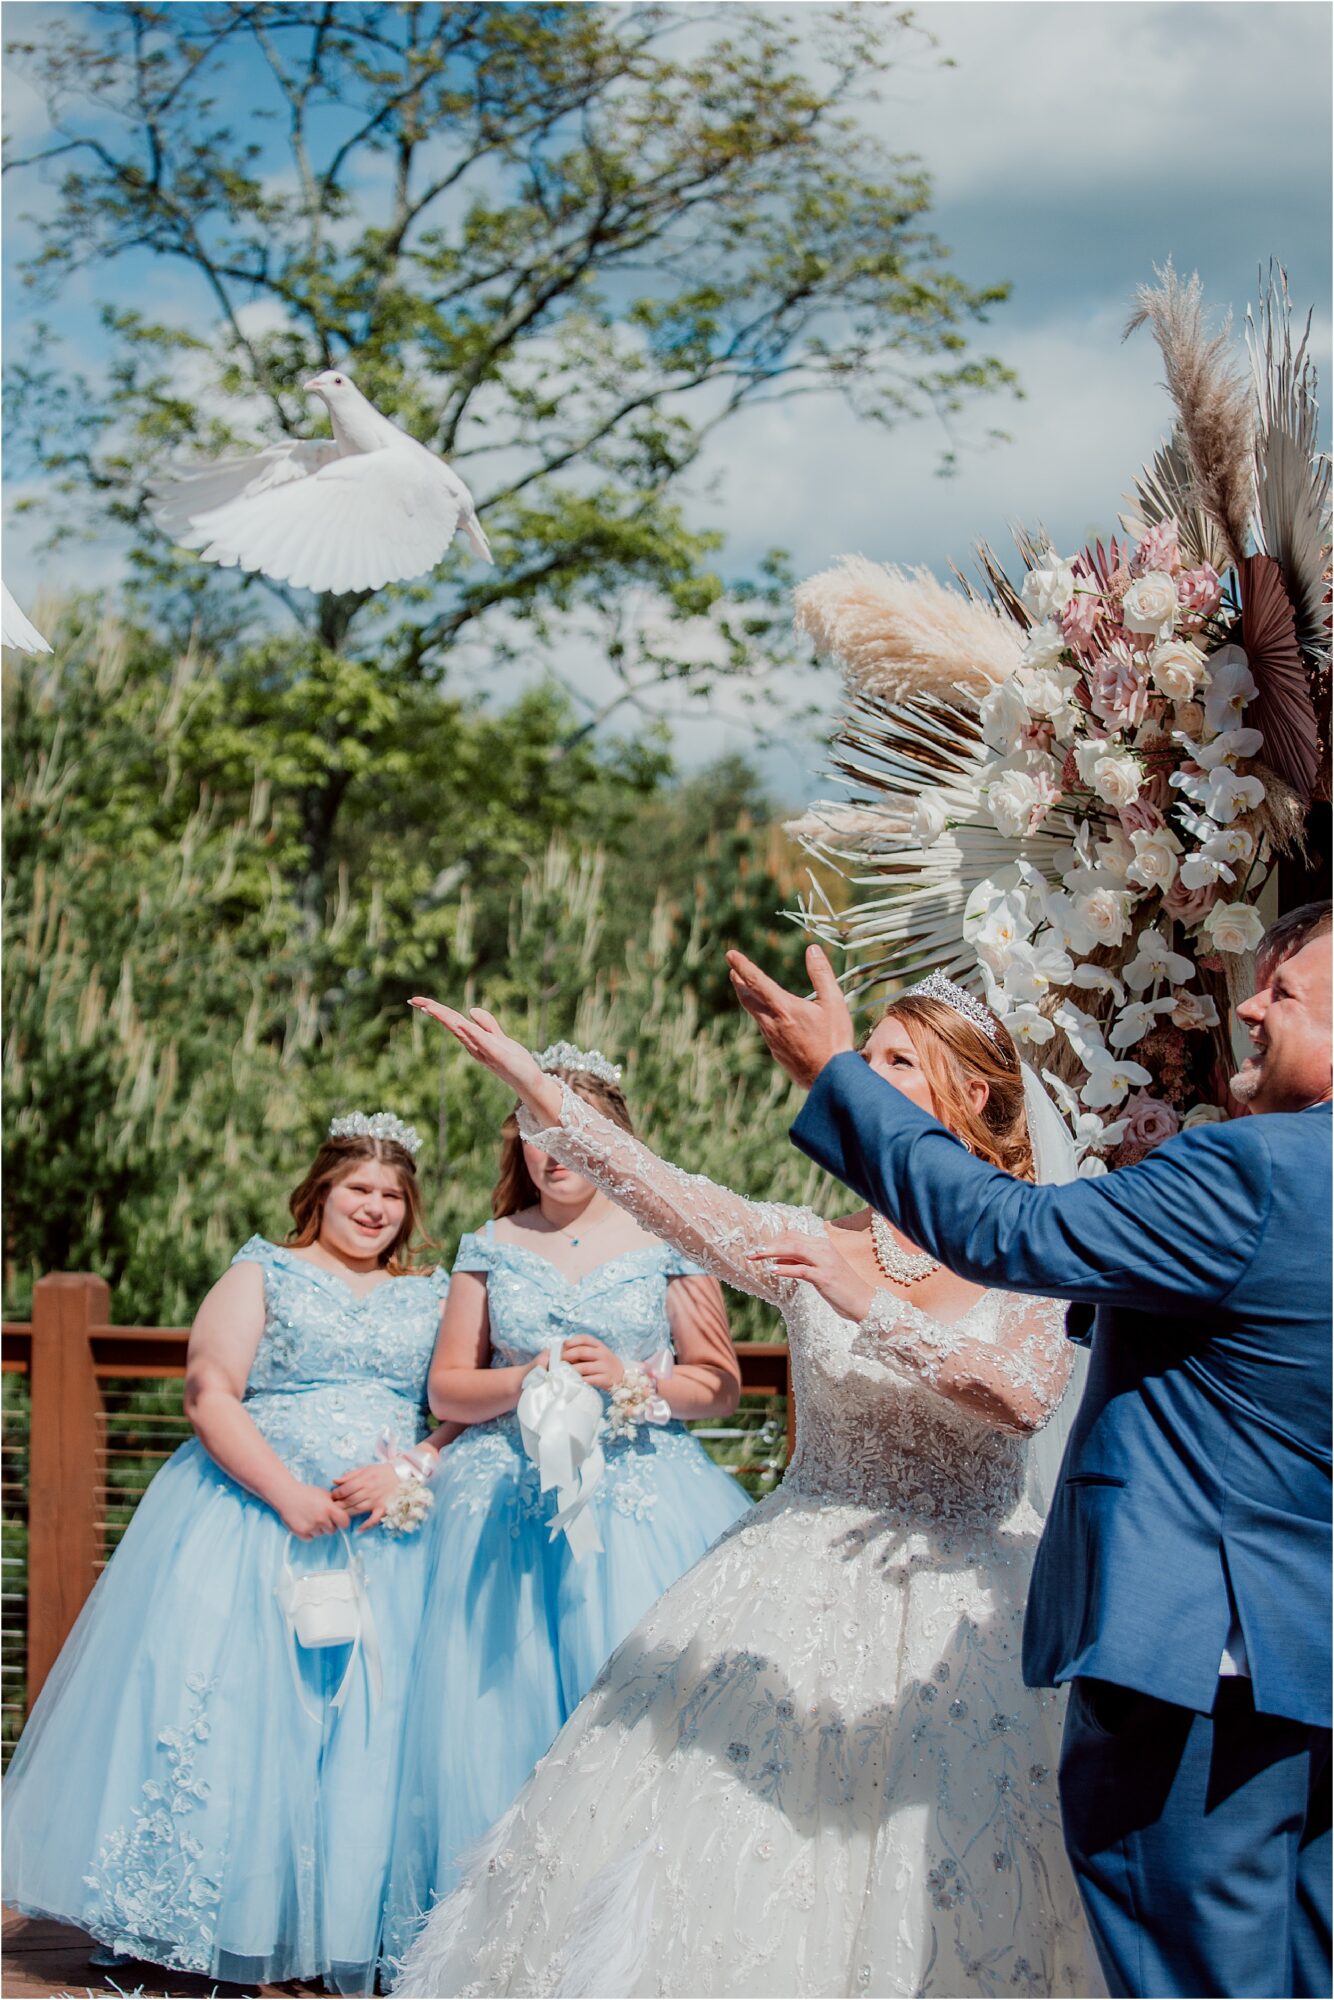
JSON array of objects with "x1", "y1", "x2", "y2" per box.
[
  {"x1": 1, "y1": 583, "x2": 53, "y2": 655},
  {"x1": 185, "y1": 449, "x2": 461, "y2": 594},
  {"x1": 147, "y1": 440, "x2": 340, "y2": 549}
]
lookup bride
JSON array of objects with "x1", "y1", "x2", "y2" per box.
[{"x1": 396, "y1": 974, "x2": 1099, "y2": 1999}]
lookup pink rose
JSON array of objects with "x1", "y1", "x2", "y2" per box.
[
  {"x1": 1163, "y1": 876, "x2": 1221, "y2": 925},
  {"x1": 1177, "y1": 565, "x2": 1222, "y2": 625},
  {"x1": 1110, "y1": 1089, "x2": 1182, "y2": 1165},
  {"x1": 1131, "y1": 520, "x2": 1182, "y2": 578},
  {"x1": 1089, "y1": 644, "x2": 1151, "y2": 730},
  {"x1": 1117, "y1": 798, "x2": 1165, "y2": 837}
]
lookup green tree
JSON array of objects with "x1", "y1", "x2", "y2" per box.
[{"x1": 5, "y1": 1, "x2": 1013, "y2": 907}]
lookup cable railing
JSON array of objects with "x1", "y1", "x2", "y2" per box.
[{"x1": 1, "y1": 1273, "x2": 792, "y2": 1767}]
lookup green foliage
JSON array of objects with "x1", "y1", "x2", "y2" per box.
[{"x1": 4, "y1": 610, "x2": 831, "y2": 1338}]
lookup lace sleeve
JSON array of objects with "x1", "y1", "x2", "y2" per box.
[
  {"x1": 851, "y1": 1289, "x2": 1073, "y2": 1436},
  {"x1": 517, "y1": 1082, "x2": 821, "y2": 1305}
]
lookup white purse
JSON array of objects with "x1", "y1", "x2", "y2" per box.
[{"x1": 276, "y1": 1531, "x2": 383, "y2": 1721}]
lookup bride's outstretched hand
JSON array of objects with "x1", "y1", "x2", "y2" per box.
[
  {"x1": 746, "y1": 1228, "x2": 877, "y2": 1322},
  {"x1": 408, "y1": 999, "x2": 564, "y2": 1125}
]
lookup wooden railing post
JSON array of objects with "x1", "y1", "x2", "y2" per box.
[{"x1": 27, "y1": 1274, "x2": 107, "y2": 1704}]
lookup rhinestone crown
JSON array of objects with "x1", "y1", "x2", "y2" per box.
[
  {"x1": 900, "y1": 970, "x2": 1003, "y2": 1048},
  {"x1": 328, "y1": 1110, "x2": 423, "y2": 1157}
]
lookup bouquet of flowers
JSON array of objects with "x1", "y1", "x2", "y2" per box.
[{"x1": 790, "y1": 267, "x2": 1329, "y2": 1171}]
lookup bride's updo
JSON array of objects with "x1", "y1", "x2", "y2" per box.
[{"x1": 882, "y1": 994, "x2": 1036, "y2": 1181}]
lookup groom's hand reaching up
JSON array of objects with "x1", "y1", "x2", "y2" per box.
[{"x1": 727, "y1": 944, "x2": 854, "y2": 1089}]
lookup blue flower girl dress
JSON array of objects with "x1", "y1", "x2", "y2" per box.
[
  {"x1": 2, "y1": 1237, "x2": 448, "y2": 1993},
  {"x1": 381, "y1": 1222, "x2": 752, "y2": 1964}
]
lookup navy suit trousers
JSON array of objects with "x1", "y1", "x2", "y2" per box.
[{"x1": 1060, "y1": 1676, "x2": 1332, "y2": 1999}]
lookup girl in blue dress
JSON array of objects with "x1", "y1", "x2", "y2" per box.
[
  {"x1": 2, "y1": 1111, "x2": 451, "y2": 1993},
  {"x1": 382, "y1": 1043, "x2": 753, "y2": 1964}
]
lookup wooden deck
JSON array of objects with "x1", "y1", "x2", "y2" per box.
[{"x1": 2, "y1": 1908, "x2": 330, "y2": 1997}]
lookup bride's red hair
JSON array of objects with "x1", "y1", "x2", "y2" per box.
[{"x1": 879, "y1": 995, "x2": 1036, "y2": 1181}]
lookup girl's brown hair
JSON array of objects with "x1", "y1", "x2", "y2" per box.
[
  {"x1": 287, "y1": 1135, "x2": 428, "y2": 1272},
  {"x1": 879, "y1": 995, "x2": 1035, "y2": 1181},
  {"x1": 493, "y1": 1068, "x2": 635, "y2": 1218}
]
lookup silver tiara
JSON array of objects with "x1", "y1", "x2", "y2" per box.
[
  {"x1": 328, "y1": 1110, "x2": 422, "y2": 1156},
  {"x1": 900, "y1": 970, "x2": 1003, "y2": 1047},
  {"x1": 533, "y1": 1040, "x2": 622, "y2": 1085}
]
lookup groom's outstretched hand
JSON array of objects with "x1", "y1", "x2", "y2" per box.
[{"x1": 727, "y1": 944, "x2": 855, "y2": 1089}]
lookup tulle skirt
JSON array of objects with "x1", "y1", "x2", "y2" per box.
[
  {"x1": 2, "y1": 1437, "x2": 432, "y2": 1992},
  {"x1": 392, "y1": 1484, "x2": 1101, "y2": 1999},
  {"x1": 381, "y1": 1415, "x2": 752, "y2": 1969}
]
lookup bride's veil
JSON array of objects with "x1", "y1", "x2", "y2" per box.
[{"x1": 1019, "y1": 1064, "x2": 1088, "y2": 1519}]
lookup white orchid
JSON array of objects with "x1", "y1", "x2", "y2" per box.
[
  {"x1": 968, "y1": 887, "x2": 1034, "y2": 970},
  {"x1": 1202, "y1": 767, "x2": 1266, "y2": 825},
  {"x1": 1109, "y1": 996, "x2": 1176, "y2": 1048},
  {"x1": 1188, "y1": 726, "x2": 1265, "y2": 770},
  {"x1": 1201, "y1": 646, "x2": 1258, "y2": 736},
  {"x1": 1070, "y1": 964, "x2": 1128, "y2": 1006},
  {"x1": 1078, "y1": 1050, "x2": 1155, "y2": 1109},
  {"x1": 1053, "y1": 1001, "x2": 1108, "y2": 1065},
  {"x1": 997, "y1": 934, "x2": 1075, "y2": 1004},
  {"x1": 1179, "y1": 823, "x2": 1256, "y2": 890},
  {"x1": 1078, "y1": 1155, "x2": 1111, "y2": 1177},
  {"x1": 1001, "y1": 1003, "x2": 1057, "y2": 1047},
  {"x1": 1124, "y1": 928, "x2": 1195, "y2": 991}
]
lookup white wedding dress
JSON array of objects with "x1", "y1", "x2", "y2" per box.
[{"x1": 394, "y1": 1088, "x2": 1100, "y2": 2000}]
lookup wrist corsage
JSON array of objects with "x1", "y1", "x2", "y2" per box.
[
  {"x1": 375, "y1": 1431, "x2": 439, "y2": 1535},
  {"x1": 605, "y1": 1348, "x2": 674, "y2": 1441}
]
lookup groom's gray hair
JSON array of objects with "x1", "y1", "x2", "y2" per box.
[{"x1": 1257, "y1": 900, "x2": 1332, "y2": 981}]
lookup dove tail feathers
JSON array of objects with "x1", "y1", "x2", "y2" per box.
[{"x1": 461, "y1": 512, "x2": 493, "y2": 564}]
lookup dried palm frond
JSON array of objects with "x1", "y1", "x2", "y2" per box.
[
  {"x1": 1125, "y1": 264, "x2": 1254, "y2": 570},
  {"x1": 1239, "y1": 553, "x2": 1323, "y2": 802},
  {"x1": 1121, "y1": 426, "x2": 1232, "y2": 575},
  {"x1": 1248, "y1": 765, "x2": 1309, "y2": 858},
  {"x1": 786, "y1": 691, "x2": 1088, "y2": 1006},
  {"x1": 794, "y1": 556, "x2": 1024, "y2": 704},
  {"x1": 1247, "y1": 266, "x2": 1332, "y2": 674}
]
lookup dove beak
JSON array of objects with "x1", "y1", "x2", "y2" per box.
[{"x1": 303, "y1": 376, "x2": 324, "y2": 393}]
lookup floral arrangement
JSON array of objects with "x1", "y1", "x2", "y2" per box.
[
  {"x1": 790, "y1": 267, "x2": 1329, "y2": 1172},
  {"x1": 382, "y1": 1477, "x2": 434, "y2": 1534}
]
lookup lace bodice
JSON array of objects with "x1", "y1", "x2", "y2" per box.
[
  {"x1": 454, "y1": 1223, "x2": 704, "y2": 1368},
  {"x1": 518, "y1": 1090, "x2": 1071, "y2": 1526},
  {"x1": 229, "y1": 1237, "x2": 447, "y2": 1481}
]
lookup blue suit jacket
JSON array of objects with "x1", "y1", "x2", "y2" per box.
[{"x1": 793, "y1": 1054, "x2": 1332, "y2": 1727}]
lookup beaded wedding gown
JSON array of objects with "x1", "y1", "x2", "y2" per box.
[{"x1": 394, "y1": 1089, "x2": 1100, "y2": 2000}]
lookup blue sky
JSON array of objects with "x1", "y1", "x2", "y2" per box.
[{"x1": 3, "y1": 0, "x2": 1330, "y2": 804}]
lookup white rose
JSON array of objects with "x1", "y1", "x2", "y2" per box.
[
  {"x1": 1022, "y1": 663, "x2": 1081, "y2": 738},
  {"x1": 1121, "y1": 571, "x2": 1180, "y2": 641},
  {"x1": 1126, "y1": 826, "x2": 1182, "y2": 892},
  {"x1": 1174, "y1": 699, "x2": 1206, "y2": 739},
  {"x1": 1182, "y1": 1102, "x2": 1227, "y2": 1127},
  {"x1": 1019, "y1": 621, "x2": 1070, "y2": 672},
  {"x1": 984, "y1": 766, "x2": 1042, "y2": 839},
  {"x1": 1074, "y1": 740, "x2": 1144, "y2": 810},
  {"x1": 910, "y1": 790, "x2": 949, "y2": 847},
  {"x1": 1201, "y1": 902, "x2": 1266, "y2": 954},
  {"x1": 1021, "y1": 551, "x2": 1077, "y2": 622},
  {"x1": 1078, "y1": 887, "x2": 1134, "y2": 948},
  {"x1": 1149, "y1": 639, "x2": 1204, "y2": 703},
  {"x1": 979, "y1": 678, "x2": 1032, "y2": 755}
]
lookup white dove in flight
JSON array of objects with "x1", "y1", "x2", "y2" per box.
[
  {"x1": 1, "y1": 583, "x2": 53, "y2": 654},
  {"x1": 146, "y1": 371, "x2": 493, "y2": 595}
]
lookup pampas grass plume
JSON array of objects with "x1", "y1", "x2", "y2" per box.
[{"x1": 795, "y1": 556, "x2": 1023, "y2": 703}]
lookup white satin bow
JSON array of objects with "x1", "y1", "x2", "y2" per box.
[{"x1": 516, "y1": 1338, "x2": 606, "y2": 1561}]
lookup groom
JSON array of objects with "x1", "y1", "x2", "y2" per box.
[{"x1": 727, "y1": 904, "x2": 1332, "y2": 2000}]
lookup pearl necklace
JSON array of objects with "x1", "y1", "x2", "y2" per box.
[{"x1": 869, "y1": 1212, "x2": 940, "y2": 1284}]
